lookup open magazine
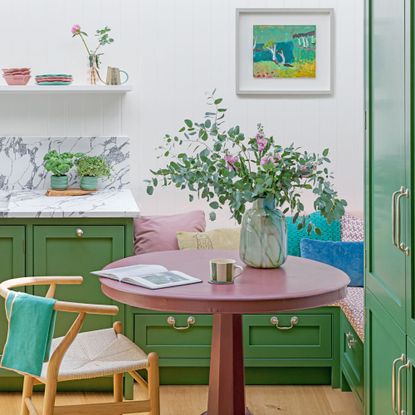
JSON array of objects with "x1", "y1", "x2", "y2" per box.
[{"x1": 91, "y1": 264, "x2": 202, "y2": 290}]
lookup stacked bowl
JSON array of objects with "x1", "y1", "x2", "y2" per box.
[
  {"x1": 35, "y1": 74, "x2": 73, "y2": 86},
  {"x1": 2, "y1": 68, "x2": 31, "y2": 85}
]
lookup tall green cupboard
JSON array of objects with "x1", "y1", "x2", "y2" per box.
[{"x1": 365, "y1": 0, "x2": 414, "y2": 413}]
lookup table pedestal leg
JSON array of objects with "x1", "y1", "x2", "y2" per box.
[{"x1": 201, "y1": 314, "x2": 252, "y2": 415}]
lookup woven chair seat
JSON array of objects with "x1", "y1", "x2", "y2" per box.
[{"x1": 39, "y1": 328, "x2": 148, "y2": 382}]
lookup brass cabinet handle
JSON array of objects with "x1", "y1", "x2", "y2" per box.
[
  {"x1": 392, "y1": 189, "x2": 401, "y2": 247},
  {"x1": 345, "y1": 332, "x2": 357, "y2": 349},
  {"x1": 270, "y1": 316, "x2": 299, "y2": 330},
  {"x1": 395, "y1": 187, "x2": 410, "y2": 256},
  {"x1": 397, "y1": 359, "x2": 411, "y2": 415},
  {"x1": 76, "y1": 228, "x2": 84, "y2": 238},
  {"x1": 392, "y1": 354, "x2": 405, "y2": 414},
  {"x1": 167, "y1": 316, "x2": 195, "y2": 331}
]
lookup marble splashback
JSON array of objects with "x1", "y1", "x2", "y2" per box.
[{"x1": 0, "y1": 136, "x2": 129, "y2": 190}]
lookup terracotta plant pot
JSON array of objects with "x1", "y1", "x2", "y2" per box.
[
  {"x1": 50, "y1": 175, "x2": 68, "y2": 190},
  {"x1": 80, "y1": 176, "x2": 98, "y2": 191}
]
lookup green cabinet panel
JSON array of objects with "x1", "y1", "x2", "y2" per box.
[
  {"x1": 340, "y1": 313, "x2": 364, "y2": 403},
  {"x1": 0, "y1": 226, "x2": 25, "y2": 378},
  {"x1": 406, "y1": 336, "x2": 415, "y2": 415},
  {"x1": 366, "y1": 0, "x2": 408, "y2": 330},
  {"x1": 32, "y1": 225, "x2": 125, "y2": 336},
  {"x1": 134, "y1": 314, "x2": 212, "y2": 360},
  {"x1": 365, "y1": 291, "x2": 406, "y2": 415},
  {"x1": 243, "y1": 314, "x2": 332, "y2": 359}
]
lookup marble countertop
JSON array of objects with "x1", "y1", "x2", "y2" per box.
[{"x1": 0, "y1": 189, "x2": 140, "y2": 218}]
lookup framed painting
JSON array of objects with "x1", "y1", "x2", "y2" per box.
[{"x1": 236, "y1": 9, "x2": 334, "y2": 95}]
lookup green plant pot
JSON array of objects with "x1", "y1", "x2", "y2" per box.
[
  {"x1": 50, "y1": 175, "x2": 68, "y2": 190},
  {"x1": 80, "y1": 176, "x2": 98, "y2": 191},
  {"x1": 240, "y1": 196, "x2": 287, "y2": 269}
]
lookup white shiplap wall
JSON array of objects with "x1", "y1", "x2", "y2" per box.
[{"x1": 0, "y1": 0, "x2": 364, "y2": 227}]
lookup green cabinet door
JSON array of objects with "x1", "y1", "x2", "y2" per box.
[
  {"x1": 0, "y1": 226, "x2": 25, "y2": 375},
  {"x1": 405, "y1": 336, "x2": 415, "y2": 415},
  {"x1": 367, "y1": 0, "x2": 408, "y2": 329},
  {"x1": 365, "y1": 291, "x2": 406, "y2": 415},
  {"x1": 32, "y1": 225, "x2": 125, "y2": 336}
]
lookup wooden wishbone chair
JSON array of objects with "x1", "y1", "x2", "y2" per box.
[{"x1": 0, "y1": 276, "x2": 160, "y2": 415}]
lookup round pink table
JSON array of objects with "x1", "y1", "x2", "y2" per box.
[{"x1": 101, "y1": 249, "x2": 349, "y2": 415}]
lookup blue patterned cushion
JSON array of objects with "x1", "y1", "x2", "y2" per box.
[
  {"x1": 300, "y1": 239, "x2": 364, "y2": 287},
  {"x1": 286, "y1": 212, "x2": 341, "y2": 257}
]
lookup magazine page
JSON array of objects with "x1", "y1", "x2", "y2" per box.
[
  {"x1": 123, "y1": 271, "x2": 202, "y2": 289},
  {"x1": 91, "y1": 264, "x2": 168, "y2": 281}
]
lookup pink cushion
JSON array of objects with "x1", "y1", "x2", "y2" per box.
[
  {"x1": 134, "y1": 211, "x2": 206, "y2": 255},
  {"x1": 341, "y1": 213, "x2": 364, "y2": 242}
]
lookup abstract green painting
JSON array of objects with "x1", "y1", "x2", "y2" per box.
[{"x1": 253, "y1": 25, "x2": 316, "y2": 79}]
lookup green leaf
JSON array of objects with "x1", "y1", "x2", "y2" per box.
[
  {"x1": 209, "y1": 211, "x2": 217, "y2": 221},
  {"x1": 184, "y1": 119, "x2": 193, "y2": 128},
  {"x1": 214, "y1": 98, "x2": 223, "y2": 105},
  {"x1": 209, "y1": 201, "x2": 219, "y2": 209},
  {"x1": 146, "y1": 186, "x2": 154, "y2": 195},
  {"x1": 322, "y1": 148, "x2": 329, "y2": 157}
]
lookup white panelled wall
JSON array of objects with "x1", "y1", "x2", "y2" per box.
[{"x1": 0, "y1": 0, "x2": 364, "y2": 227}]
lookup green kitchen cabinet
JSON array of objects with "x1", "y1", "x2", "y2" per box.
[
  {"x1": 243, "y1": 313, "x2": 333, "y2": 360},
  {"x1": 405, "y1": 336, "x2": 415, "y2": 415},
  {"x1": 32, "y1": 225, "x2": 125, "y2": 336},
  {"x1": 0, "y1": 218, "x2": 134, "y2": 391},
  {"x1": 0, "y1": 226, "x2": 26, "y2": 379},
  {"x1": 366, "y1": 0, "x2": 408, "y2": 330},
  {"x1": 340, "y1": 312, "x2": 364, "y2": 404},
  {"x1": 366, "y1": 0, "x2": 415, "y2": 412},
  {"x1": 365, "y1": 291, "x2": 406, "y2": 415}
]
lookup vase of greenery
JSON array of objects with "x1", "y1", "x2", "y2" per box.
[
  {"x1": 71, "y1": 24, "x2": 114, "y2": 85},
  {"x1": 145, "y1": 92, "x2": 347, "y2": 268},
  {"x1": 76, "y1": 156, "x2": 111, "y2": 191},
  {"x1": 43, "y1": 150, "x2": 80, "y2": 190}
]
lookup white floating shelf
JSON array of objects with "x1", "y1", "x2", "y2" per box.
[{"x1": 0, "y1": 84, "x2": 132, "y2": 94}]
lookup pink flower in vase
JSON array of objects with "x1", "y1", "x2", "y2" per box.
[
  {"x1": 224, "y1": 154, "x2": 238, "y2": 170},
  {"x1": 260, "y1": 155, "x2": 274, "y2": 165},
  {"x1": 256, "y1": 132, "x2": 267, "y2": 152},
  {"x1": 71, "y1": 24, "x2": 81, "y2": 35}
]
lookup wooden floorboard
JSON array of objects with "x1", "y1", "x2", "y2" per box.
[{"x1": 0, "y1": 384, "x2": 363, "y2": 414}]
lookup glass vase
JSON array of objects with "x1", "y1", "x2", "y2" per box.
[
  {"x1": 88, "y1": 54, "x2": 99, "y2": 85},
  {"x1": 240, "y1": 197, "x2": 287, "y2": 268}
]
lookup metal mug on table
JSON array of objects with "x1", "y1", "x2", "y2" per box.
[{"x1": 106, "y1": 67, "x2": 129, "y2": 85}]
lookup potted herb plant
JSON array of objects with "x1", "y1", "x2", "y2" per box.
[
  {"x1": 146, "y1": 92, "x2": 347, "y2": 269},
  {"x1": 76, "y1": 156, "x2": 111, "y2": 191},
  {"x1": 43, "y1": 150, "x2": 80, "y2": 190}
]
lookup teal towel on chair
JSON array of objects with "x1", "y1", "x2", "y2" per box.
[{"x1": 1, "y1": 291, "x2": 56, "y2": 376}]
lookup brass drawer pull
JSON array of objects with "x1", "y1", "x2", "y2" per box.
[
  {"x1": 392, "y1": 189, "x2": 401, "y2": 247},
  {"x1": 167, "y1": 316, "x2": 195, "y2": 331},
  {"x1": 345, "y1": 332, "x2": 357, "y2": 349},
  {"x1": 270, "y1": 316, "x2": 299, "y2": 330},
  {"x1": 392, "y1": 354, "x2": 405, "y2": 414},
  {"x1": 76, "y1": 228, "x2": 84, "y2": 238},
  {"x1": 395, "y1": 187, "x2": 410, "y2": 256},
  {"x1": 397, "y1": 359, "x2": 411, "y2": 415}
]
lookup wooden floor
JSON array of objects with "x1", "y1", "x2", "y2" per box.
[{"x1": 0, "y1": 384, "x2": 362, "y2": 415}]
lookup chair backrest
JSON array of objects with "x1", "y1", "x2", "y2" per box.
[{"x1": 0, "y1": 276, "x2": 118, "y2": 379}]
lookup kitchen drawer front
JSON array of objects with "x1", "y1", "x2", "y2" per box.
[
  {"x1": 341, "y1": 313, "x2": 364, "y2": 402},
  {"x1": 134, "y1": 314, "x2": 212, "y2": 359},
  {"x1": 243, "y1": 314, "x2": 333, "y2": 359}
]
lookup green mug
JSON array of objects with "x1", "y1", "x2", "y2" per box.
[{"x1": 209, "y1": 258, "x2": 244, "y2": 284}]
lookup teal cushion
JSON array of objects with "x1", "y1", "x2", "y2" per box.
[{"x1": 286, "y1": 212, "x2": 341, "y2": 256}]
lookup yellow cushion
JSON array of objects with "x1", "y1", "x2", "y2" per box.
[{"x1": 176, "y1": 228, "x2": 240, "y2": 250}]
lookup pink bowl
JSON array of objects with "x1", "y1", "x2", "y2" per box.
[
  {"x1": 3, "y1": 74, "x2": 31, "y2": 85},
  {"x1": 2, "y1": 68, "x2": 30, "y2": 74}
]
